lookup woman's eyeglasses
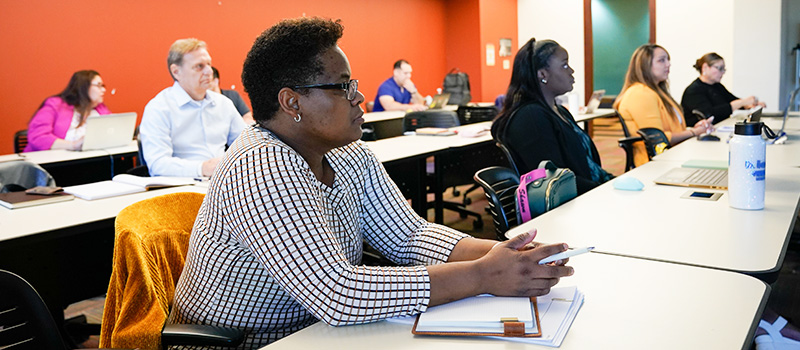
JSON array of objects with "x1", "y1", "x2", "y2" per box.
[
  {"x1": 712, "y1": 65, "x2": 726, "y2": 72},
  {"x1": 91, "y1": 82, "x2": 106, "y2": 89},
  {"x1": 293, "y1": 79, "x2": 358, "y2": 101}
]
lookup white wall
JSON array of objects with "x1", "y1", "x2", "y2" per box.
[
  {"x1": 657, "y1": 0, "x2": 781, "y2": 110},
  {"x1": 519, "y1": 0, "x2": 785, "y2": 111},
  {"x1": 518, "y1": 0, "x2": 586, "y2": 104}
]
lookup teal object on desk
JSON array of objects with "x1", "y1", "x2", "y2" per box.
[{"x1": 613, "y1": 176, "x2": 644, "y2": 191}]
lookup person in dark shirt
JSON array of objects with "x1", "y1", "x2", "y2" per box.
[
  {"x1": 491, "y1": 38, "x2": 613, "y2": 195},
  {"x1": 681, "y1": 52, "x2": 765, "y2": 126},
  {"x1": 211, "y1": 66, "x2": 254, "y2": 124}
]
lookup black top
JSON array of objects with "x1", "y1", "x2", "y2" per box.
[
  {"x1": 221, "y1": 89, "x2": 251, "y2": 117},
  {"x1": 681, "y1": 78, "x2": 738, "y2": 126},
  {"x1": 499, "y1": 102, "x2": 608, "y2": 195}
]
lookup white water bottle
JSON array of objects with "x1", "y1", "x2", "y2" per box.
[{"x1": 728, "y1": 121, "x2": 766, "y2": 210}]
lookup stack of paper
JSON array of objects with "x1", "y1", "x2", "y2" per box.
[
  {"x1": 386, "y1": 286, "x2": 584, "y2": 346},
  {"x1": 498, "y1": 286, "x2": 584, "y2": 347},
  {"x1": 64, "y1": 174, "x2": 196, "y2": 200},
  {"x1": 414, "y1": 295, "x2": 538, "y2": 335}
]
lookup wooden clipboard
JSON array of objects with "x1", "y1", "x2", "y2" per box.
[{"x1": 411, "y1": 296, "x2": 542, "y2": 338}]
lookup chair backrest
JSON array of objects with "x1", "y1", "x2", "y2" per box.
[
  {"x1": 616, "y1": 110, "x2": 632, "y2": 138},
  {"x1": 474, "y1": 166, "x2": 520, "y2": 240},
  {"x1": 495, "y1": 142, "x2": 520, "y2": 177},
  {"x1": 0, "y1": 269, "x2": 68, "y2": 350},
  {"x1": 403, "y1": 110, "x2": 460, "y2": 132},
  {"x1": 0, "y1": 161, "x2": 56, "y2": 193},
  {"x1": 99, "y1": 192, "x2": 205, "y2": 350},
  {"x1": 13, "y1": 130, "x2": 28, "y2": 154},
  {"x1": 637, "y1": 127, "x2": 670, "y2": 159}
]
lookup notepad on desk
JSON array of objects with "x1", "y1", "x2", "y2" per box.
[
  {"x1": 409, "y1": 286, "x2": 584, "y2": 345},
  {"x1": 413, "y1": 295, "x2": 541, "y2": 337},
  {"x1": 64, "y1": 174, "x2": 196, "y2": 200},
  {"x1": 414, "y1": 127, "x2": 457, "y2": 136},
  {"x1": 0, "y1": 191, "x2": 74, "y2": 209}
]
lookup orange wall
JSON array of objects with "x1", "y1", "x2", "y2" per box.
[
  {"x1": 444, "y1": 0, "x2": 482, "y2": 101},
  {"x1": 479, "y1": 0, "x2": 518, "y2": 103},
  {"x1": 0, "y1": 0, "x2": 450, "y2": 154},
  {"x1": 0, "y1": 1, "x2": 517, "y2": 155}
]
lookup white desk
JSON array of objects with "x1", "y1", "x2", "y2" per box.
[
  {"x1": 573, "y1": 107, "x2": 616, "y2": 123},
  {"x1": 0, "y1": 141, "x2": 140, "y2": 186},
  {"x1": 0, "y1": 141, "x2": 138, "y2": 165},
  {"x1": 366, "y1": 122, "x2": 496, "y2": 222},
  {"x1": 0, "y1": 185, "x2": 206, "y2": 243},
  {"x1": 506, "y1": 159, "x2": 800, "y2": 275},
  {"x1": 265, "y1": 252, "x2": 768, "y2": 349},
  {"x1": 653, "y1": 116, "x2": 800, "y2": 166},
  {"x1": 363, "y1": 110, "x2": 406, "y2": 124}
]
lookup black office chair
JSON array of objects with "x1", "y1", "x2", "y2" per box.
[
  {"x1": 126, "y1": 134, "x2": 150, "y2": 177},
  {"x1": 0, "y1": 269, "x2": 72, "y2": 350},
  {"x1": 495, "y1": 141, "x2": 520, "y2": 177},
  {"x1": 615, "y1": 111, "x2": 642, "y2": 172},
  {"x1": 474, "y1": 166, "x2": 520, "y2": 240},
  {"x1": 637, "y1": 127, "x2": 670, "y2": 159},
  {"x1": 403, "y1": 110, "x2": 460, "y2": 132},
  {"x1": 13, "y1": 130, "x2": 28, "y2": 153},
  {"x1": 402, "y1": 110, "x2": 484, "y2": 227}
]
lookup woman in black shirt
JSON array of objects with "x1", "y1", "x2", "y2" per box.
[
  {"x1": 681, "y1": 52, "x2": 765, "y2": 126},
  {"x1": 491, "y1": 38, "x2": 613, "y2": 195}
]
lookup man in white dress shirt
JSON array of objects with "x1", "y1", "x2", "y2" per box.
[{"x1": 139, "y1": 38, "x2": 246, "y2": 177}]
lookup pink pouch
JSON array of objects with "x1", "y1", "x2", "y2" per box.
[{"x1": 516, "y1": 168, "x2": 547, "y2": 223}]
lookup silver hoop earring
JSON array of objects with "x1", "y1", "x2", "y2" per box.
[
  {"x1": 541, "y1": 79, "x2": 547, "y2": 84},
  {"x1": 294, "y1": 113, "x2": 302, "y2": 123}
]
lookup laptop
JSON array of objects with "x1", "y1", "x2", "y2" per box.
[
  {"x1": 428, "y1": 93, "x2": 451, "y2": 109},
  {"x1": 81, "y1": 112, "x2": 137, "y2": 151},
  {"x1": 653, "y1": 167, "x2": 728, "y2": 189},
  {"x1": 582, "y1": 90, "x2": 605, "y2": 114}
]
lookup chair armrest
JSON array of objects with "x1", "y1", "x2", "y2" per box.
[
  {"x1": 162, "y1": 324, "x2": 245, "y2": 347},
  {"x1": 618, "y1": 136, "x2": 643, "y2": 172}
]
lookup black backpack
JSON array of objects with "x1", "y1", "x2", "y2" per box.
[{"x1": 442, "y1": 68, "x2": 471, "y2": 105}]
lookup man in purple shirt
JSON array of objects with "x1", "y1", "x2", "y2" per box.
[{"x1": 372, "y1": 59, "x2": 427, "y2": 112}]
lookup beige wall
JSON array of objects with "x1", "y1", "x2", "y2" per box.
[
  {"x1": 519, "y1": 0, "x2": 786, "y2": 111},
  {"x1": 659, "y1": 0, "x2": 782, "y2": 110},
  {"x1": 518, "y1": 0, "x2": 586, "y2": 104}
]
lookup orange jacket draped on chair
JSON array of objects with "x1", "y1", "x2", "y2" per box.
[{"x1": 99, "y1": 192, "x2": 205, "y2": 350}]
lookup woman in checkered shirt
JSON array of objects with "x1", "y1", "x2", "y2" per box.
[{"x1": 168, "y1": 17, "x2": 574, "y2": 348}]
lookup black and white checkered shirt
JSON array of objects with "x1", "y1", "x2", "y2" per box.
[{"x1": 168, "y1": 126, "x2": 468, "y2": 348}]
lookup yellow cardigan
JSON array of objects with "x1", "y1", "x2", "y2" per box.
[{"x1": 616, "y1": 83, "x2": 686, "y2": 166}]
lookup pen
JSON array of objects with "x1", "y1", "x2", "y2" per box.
[{"x1": 538, "y1": 246, "x2": 595, "y2": 265}]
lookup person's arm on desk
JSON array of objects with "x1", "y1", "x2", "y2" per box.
[
  {"x1": 428, "y1": 230, "x2": 572, "y2": 306},
  {"x1": 378, "y1": 95, "x2": 427, "y2": 112}
]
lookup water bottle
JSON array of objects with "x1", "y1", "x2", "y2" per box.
[{"x1": 728, "y1": 121, "x2": 766, "y2": 210}]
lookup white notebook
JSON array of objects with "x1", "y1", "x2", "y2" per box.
[{"x1": 64, "y1": 175, "x2": 196, "y2": 200}]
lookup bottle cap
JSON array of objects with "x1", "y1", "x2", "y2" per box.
[{"x1": 734, "y1": 121, "x2": 763, "y2": 136}]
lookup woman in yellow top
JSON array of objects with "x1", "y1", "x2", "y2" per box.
[{"x1": 614, "y1": 44, "x2": 712, "y2": 166}]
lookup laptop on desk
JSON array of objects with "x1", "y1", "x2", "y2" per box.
[
  {"x1": 581, "y1": 90, "x2": 605, "y2": 114},
  {"x1": 428, "y1": 93, "x2": 451, "y2": 109},
  {"x1": 80, "y1": 112, "x2": 137, "y2": 151},
  {"x1": 654, "y1": 167, "x2": 728, "y2": 190}
]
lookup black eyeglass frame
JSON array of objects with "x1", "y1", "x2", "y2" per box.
[{"x1": 293, "y1": 79, "x2": 359, "y2": 101}]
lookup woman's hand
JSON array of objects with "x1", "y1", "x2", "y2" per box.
[
  {"x1": 476, "y1": 229, "x2": 573, "y2": 297},
  {"x1": 51, "y1": 137, "x2": 84, "y2": 151},
  {"x1": 691, "y1": 118, "x2": 714, "y2": 136}
]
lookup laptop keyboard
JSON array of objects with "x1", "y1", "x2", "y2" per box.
[{"x1": 686, "y1": 168, "x2": 728, "y2": 186}]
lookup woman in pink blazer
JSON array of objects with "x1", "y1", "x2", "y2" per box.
[{"x1": 24, "y1": 70, "x2": 111, "y2": 152}]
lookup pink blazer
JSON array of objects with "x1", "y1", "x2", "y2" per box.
[{"x1": 24, "y1": 97, "x2": 111, "y2": 152}]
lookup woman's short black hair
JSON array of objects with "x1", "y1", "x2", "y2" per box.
[{"x1": 242, "y1": 17, "x2": 344, "y2": 123}]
